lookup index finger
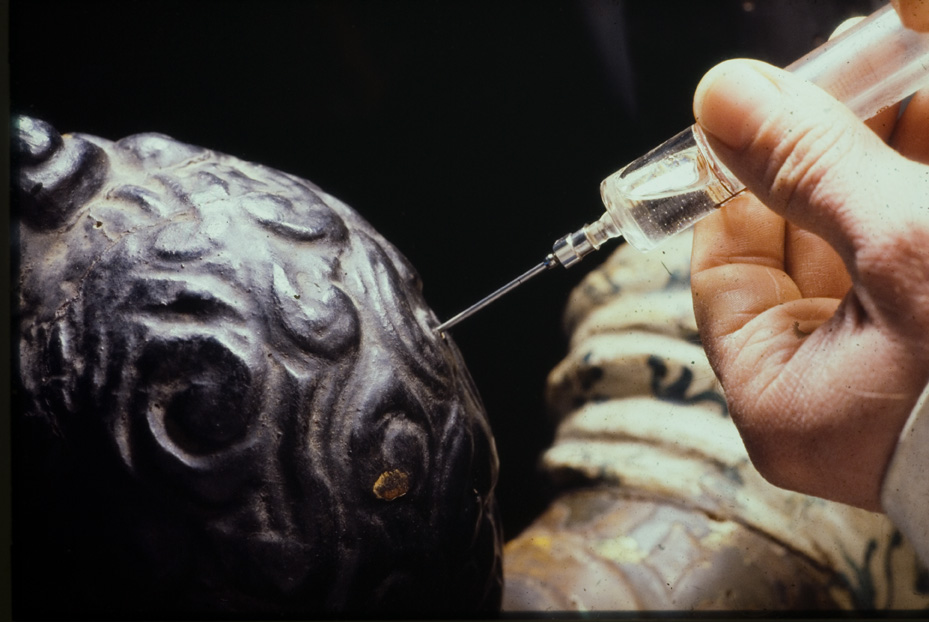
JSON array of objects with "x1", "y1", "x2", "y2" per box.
[
  {"x1": 892, "y1": 0, "x2": 929, "y2": 31},
  {"x1": 690, "y1": 192, "x2": 794, "y2": 341},
  {"x1": 689, "y1": 192, "x2": 784, "y2": 276}
]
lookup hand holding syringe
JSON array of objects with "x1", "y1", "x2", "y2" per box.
[
  {"x1": 691, "y1": 0, "x2": 929, "y2": 526},
  {"x1": 436, "y1": 3, "x2": 929, "y2": 332}
]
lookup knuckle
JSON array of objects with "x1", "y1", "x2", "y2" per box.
[{"x1": 757, "y1": 115, "x2": 854, "y2": 217}]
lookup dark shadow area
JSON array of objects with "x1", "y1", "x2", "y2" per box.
[{"x1": 10, "y1": 0, "x2": 881, "y2": 617}]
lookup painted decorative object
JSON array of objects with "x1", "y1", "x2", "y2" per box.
[
  {"x1": 503, "y1": 230, "x2": 929, "y2": 613},
  {"x1": 16, "y1": 112, "x2": 925, "y2": 618},
  {"x1": 13, "y1": 116, "x2": 502, "y2": 617}
]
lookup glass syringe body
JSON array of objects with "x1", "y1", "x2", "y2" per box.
[
  {"x1": 567, "y1": 3, "x2": 929, "y2": 257},
  {"x1": 437, "y1": 4, "x2": 929, "y2": 332}
]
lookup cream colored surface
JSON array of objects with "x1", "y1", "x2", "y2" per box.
[{"x1": 527, "y1": 230, "x2": 929, "y2": 610}]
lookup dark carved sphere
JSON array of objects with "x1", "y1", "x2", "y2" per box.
[{"x1": 13, "y1": 116, "x2": 502, "y2": 617}]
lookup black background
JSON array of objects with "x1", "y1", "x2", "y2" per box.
[{"x1": 11, "y1": 0, "x2": 880, "y2": 545}]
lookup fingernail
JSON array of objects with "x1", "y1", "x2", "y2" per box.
[{"x1": 693, "y1": 60, "x2": 783, "y2": 150}]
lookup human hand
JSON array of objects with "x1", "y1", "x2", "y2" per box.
[
  {"x1": 893, "y1": 0, "x2": 929, "y2": 31},
  {"x1": 689, "y1": 5, "x2": 929, "y2": 511}
]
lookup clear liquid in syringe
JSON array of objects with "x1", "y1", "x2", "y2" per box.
[{"x1": 600, "y1": 127, "x2": 742, "y2": 251}]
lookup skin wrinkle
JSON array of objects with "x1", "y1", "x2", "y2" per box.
[
  {"x1": 694, "y1": 280, "x2": 764, "y2": 345},
  {"x1": 748, "y1": 320, "x2": 917, "y2": 507},
  {"x1": 694, "y1": 207, "x2": 788, "y2": 281},
  {"x1": 761, "y1": 111, "x2": 852, "y2": 240},
  {"x1": 697, "y1": 268, "x2": 789, "y2": 338},
  {"x1": 753, "y1": 364, "x2": 808, "y2": 431},
  {"x1": 763, "y1": 268, "x2": 786, "y2": 303},
  {"x1": 853, "y1": 215, "x2": 929, "y2": 334},
  {"x1": 826, "y1": 147, "x2": 927, "y2": 262},
  {"x1": 719, "y1": 64, "x2": 899, "y2": 262},
  {"x1": 724, "y1": 318, "x2": 794, "y2": 395},
  {"x1": 711, "y1": 252, "x2": 782, "y2": 271},
  {"x1": 736, "y1": 318, "x2": 800, "y2": 371},
  {"x1": 691, "y1": 9, "x2": 929, "y2": 509},
  {"x1": 839, "y1": 387, "x2": 911, "y2": 400},
  {"x1": 784, "y1": 225, "x2": 850, "y2": 300},
  {"x1": 718, "y1": 299, "x2": 857, "y2": 454}
]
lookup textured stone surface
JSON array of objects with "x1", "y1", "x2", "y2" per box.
[{"x1": 13, "y1": 116, "x2": 502, "y2": 617}]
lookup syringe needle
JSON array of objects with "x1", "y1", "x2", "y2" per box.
[{"x1": 436, "y1": 254, "x2": 560, "y2": 333}]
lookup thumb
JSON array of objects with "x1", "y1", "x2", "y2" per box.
[{"x1": 693, "y1": 58, "x2": 924, "y2": 262}]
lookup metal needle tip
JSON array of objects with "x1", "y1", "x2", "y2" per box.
[{"x1": 435, "y1": 254, "x2": 559, "y2": 333}]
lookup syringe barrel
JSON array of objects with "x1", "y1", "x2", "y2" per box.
[
  {"x1": 600, "y1": 3, "x2": 929, "y2": 252},
  {"x1": 787, "y1": 3, "x2": 929, "y2": 119}
]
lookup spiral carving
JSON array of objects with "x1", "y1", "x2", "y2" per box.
[{"x1": 13, "y1": 116, "x2": 501, "y2": 617}]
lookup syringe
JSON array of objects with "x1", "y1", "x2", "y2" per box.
[{"x1": 436, "y1": 4, "x2": 929, "y2": 333}]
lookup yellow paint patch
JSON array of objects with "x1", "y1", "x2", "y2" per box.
[
  {"x1": 529, "y1": 534, "x2": 553, "y2": 553},
  {"x1": 373, "y1": 469, "x2": 410, "y2": 501},
  {"x1": 595, "y1": 535, "x2": 646, "y2": 564}
]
